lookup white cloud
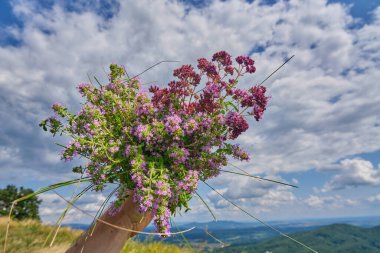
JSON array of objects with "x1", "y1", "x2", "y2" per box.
[
  {"x1": 322, "y1": 159, "x2": 380, "y2": 192},
  {"x1": 207, "y1": 175, "x2": 296, "y2": 214},
  {"x1": 1, "y1": 0, "x2": 379, "y2": 176},
  {"x1": 0, "y1": 146, "x2": 20, "y2": 164},
  {"x1": 304, "y1": 194, "x2": 357, "y2": 209},
  {"x1": 367, "y1": 194, "x2": 380, "y2": 203},
  {"x1": 1, "y1": 0, "x2": 380, "y2": 221},
  {"x1": 39, "y1": 188, "x2": 111, "y2": 223}
]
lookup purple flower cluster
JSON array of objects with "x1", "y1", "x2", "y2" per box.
[
  {"x1": 249, "y1": 86, "x2": 269, "y2": 121},
  {"x1": 212, "y1": 51, "x2": 232, "y2": 67},
  {"x1": 131, "y1": 124, "x2": 151, "y2": 142},
  {"x1": 41, "y1": 52, "x2": 270, "y2": 236},
  {"x1": 173, "y1": 64, "x2": 201, "y2": 86},
  {"x1": 232, "y1": 144, "x2": 251, "y2": 161},
  {"x1": 212, "y1": 50, "x2": 234, "y2": 75},
  {"x1": 183, "y1": 118, "x2": 198, "y2": 134},
  {"x1": 225, "y1": 112, "x2": 249, "y2": 139},
  {"x1": 77, "y1": 83, "x2": 92, "y2": 96},
  {"x1": 197, "y1": 58, "x2": 218, "y2": 79},
  {"x1": 177, "y1": 170, "x2": 199, "y2": 194},
  {"x1": 169, "y1": 147, "x2": 190, "y2": 165},
  {"x1": 236, "y1": 55, "x2": 256, "y2": 73},
  {"x1": 164, "y1": 114, "x2": 182, "y2": 133},
  {"x1": 205, "y1": 82, "x2": 222, "y2": 98}
]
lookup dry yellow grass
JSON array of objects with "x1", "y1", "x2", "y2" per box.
[
  {"x1": 31, "y1": 244, "x2": 71, "y2": 253},
  {"x1": 0, "y1": 217, "x2": 81, "y2": 253},
  {"x1": 0, "y1": 218, "x2": 197, "y2": 253},
  {"x1": 121, "y1": 239, "x2": 196, "y2": 253}
]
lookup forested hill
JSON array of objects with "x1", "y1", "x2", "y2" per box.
[{"x1": 218, "y1": 224, "x2": 380, "y2": 253}]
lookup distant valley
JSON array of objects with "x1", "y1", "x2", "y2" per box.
[
  {"x1": 219, "y1": 224, "x2": 380, "y2": 253},
  {"x1": 63, "y1": 216, "x2": 380, "y2": 252}
]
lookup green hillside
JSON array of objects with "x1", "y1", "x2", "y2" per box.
[
  {"x1": 0, "y1": 218, "x2": 195, "y2": 253},
  {"x1": 3, "y1": 218, "x2": 380, "y2": 253},
  {"x1": 218, "y1": 224, "x2": 380, "y2": 253}
]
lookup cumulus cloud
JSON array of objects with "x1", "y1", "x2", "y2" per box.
[
  {"x1": 1, "y1": 0, "x2": 379, "y2": 176},
  {"x1": 304, "y1": 194, "x2": 357, "y2": 209},
  {"x1": 367, "y1": 194, "x2": 380, "y2": 203},
  {"x1": 0, "y1": 146, "x2": 20, "y2": 165},
  {"x1": 1, "y1": 0, "x2": 380, "y2": 221},
  {"x1": 39, "y1": 188, "x2": 112, "y2": 223},
  {"x1": 322, "y1": 159, "x2": 380, "y2": 191},
  {"x1": 207, "y1": 174, "x2": 296, "y2": 214}
]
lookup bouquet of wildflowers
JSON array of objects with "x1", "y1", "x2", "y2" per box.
[{"x1": 40, "y1": 51, "x2": 269, "y2": 235}]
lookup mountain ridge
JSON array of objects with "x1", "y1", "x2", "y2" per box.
[{"x1": 218, "y1": 223, "x2": 380, "y2": 253}]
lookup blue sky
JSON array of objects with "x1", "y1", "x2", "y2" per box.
[{"x1": 0, "y1": 0, "x2": 380, "y2": 224}]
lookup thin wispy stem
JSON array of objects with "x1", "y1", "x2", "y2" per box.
[
  {"x1": 219, "y1": 167, "x2": 297, "y2": 188},
  {"x1": 3, "y1": 202, "x2": 15, "y2": 253},
  {"x1": 93, "y1": 76, "x2": 103, "y2": 87},
  {"x1": 87, "y1": 73, "x2": 94, "y2": 86},
  {"x1": 171, "y1": 218, "x2": 193, "y2": 250},
  {"x1": 140, "y1": 80, "x2": 159, "y2": 86},
  {"x1": 3, "y1": 177, "x2": 91, "y2": 252},
  {"x1": 259, "y1": 55, "x2": 295, "y2": 85},
  {"x1": 43, "y1": 184, "x2": 93, "y2": 247},
  {"x1": 205, "y1": 229, "x2": 228, "y2": 248},
  {"x1": 49, "y1": 185, "x2": 93, "y2": 247},
  {"x1": 89, "y1": 186, "x2": 119, "y2": 236},
  {"x1": 49, "y1": 173, "x2": 89, "y2": 247},
  {"x1": 195, "y1": 191, "x2": 217, "y2": 221},
  {"x1": 80, "y1": 186, "x2": 119, "y2": 253},
  {"x1": 203, "y1": 181, "x2": 318, "y2": 253},
  {"x1": 52, "y1": 190, "x2": 195, "y2": 236},
  {"x1": 131, "y1": 60, "x2": 180, "y2": 80}
]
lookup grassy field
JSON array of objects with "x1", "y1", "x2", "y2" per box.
[
  {"x1": 0, "y1": 217, "x2": 80, "y2": 253},
  {"x1": 0, "y1": 218, "x2": 195, "y2": 253},
  {"x1": 122, "y1": 239, "x2": 195, "y2": 253}
]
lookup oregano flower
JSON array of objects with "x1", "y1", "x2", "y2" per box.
[{"x1": 41, "y1": 51, "x2": 269, "y2": 235}]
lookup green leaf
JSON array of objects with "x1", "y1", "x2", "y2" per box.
[
  {"x1": 14, "y1": 178, "x2": 91, "y2": 203},
  {"x1": 225, "y1": 101, "x2": 239, "y2": 112}
]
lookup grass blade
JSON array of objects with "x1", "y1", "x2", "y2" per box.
[
  {"x1": 3, "y1": 178, "x2": 91, "y2": 252},
  {"x1": 48, "y1": 184, "x2": 93, "y2": 247},
  {"x1": 89, "y1": 186, "x2": 119, "y2": 236},
  {"x1": 93, "y1": 76, "x2": 103, "y2": 88},
  {"x1": 3, "y1": 202, "x2": 15, "y2": 253},
  {"x1": 15, "y1": 178, "x2": 91, "y2": 203},
  {"x1": 43, "y1": 184, "x2": 93, "y2": 247},
  {"x1": 131, "y1": 60, "x2": 179, "y2": 80},
  {"x1": 205, "y1": 229, "x2": 227, "y2": 248},
  {"x1": 195, "y1": 191, "x2": 217, "y2": 221},
  {"x1": 52, "y1": 190, "x2": 196, "y2": 236},
  {"x1": 171, "y1": 218, "x2": 193, "y2": 250},
  {"x1": 221, "y1": 166, "x2": 297, "y2": 188},
  {"x1": 80, "y1": 186, "x2": 118, "y2": 253},
  {"x1": 86, "y1": 73, "x2": 94, "y2": 86},
  {"x1": 259, "y1": 55, "x2": 295, "y2": 85}
]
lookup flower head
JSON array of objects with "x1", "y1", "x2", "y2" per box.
[{"x1": 225, "y1": 112, "x2": 249, "y2": 139}]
